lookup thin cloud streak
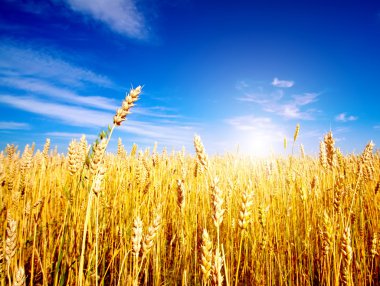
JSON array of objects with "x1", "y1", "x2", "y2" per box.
[
  {"x1": 0, "y1": 42, "x2": 113, "y2": 88},
  {"x1": 237, "y1": 81, "x2": 319, "y2": 120},
  {"x1": 263, "y1": 104, "x2": 316, "y2": 120},
  {"x1": 0, "y1": 121, "x2": 30, "y2": 130},
  {"x1": 0, "y1": 94, "x2": 195, "y2": 145},
  {"x1": 237, "y1": 90, "x2": 284, "y2": 105},
  {"x1": 0, "y1": 42, "x2": 196, "y2": 149},
  {"x1": 64, "y1": 0, "x2": 146, "y2": 39},
  {"x1": 0, "y1": 77, "x2": 117, "y2": 111},
  {"x1": 0, "y1": 94, "x2": 111, "y2": 127},
  {"x1": 292, "y1": 93, "x2": 318, "y2": 106}
]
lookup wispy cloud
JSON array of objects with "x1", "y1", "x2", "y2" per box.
[
  {"x1": 237, "y1": 90, "x2": 284, "y2": 105},
  {"x1": 335, "y1": 113, "x2": 358, "y2": 122},
  {"x1": 0, "y1": 121, "x2": 30, "y2": 130},
  {"x1": 64, "y1": 0, "x2": 146, "y2": 39},
  {"x1": 263, "y1": 104, "x2": 317, "y2": 120},
  {"x1": 0, "y1": 41, "x2": 198, "y2": 150},
  {"x1": 292, "y1": 93, "x2": 318, "y2": 106},
  {"x1": 0, "y1": 94, "x2": 195, "y2": 147},
  {"x1": 0, "y1": 94, "x2": 111, "y2": 127},
  {"x1": 0, "y1": 77, "x2": 117, "y2": 111},
  {"x1": 0, "y1": 42, "x2": 113, "y2": 88},
  {"x1": 272, "y1": 77, "x2": 294, "y2": 88},
  {"x1": 237, "y1": 81, "x2": 319, "y2": 120},
  {"x1": 374, "y1": 125, "x2": 380, "y2": 130}
]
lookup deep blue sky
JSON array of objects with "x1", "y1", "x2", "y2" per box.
[{"x1": 0, "y1": 0, "x2": 379, "y2": 156}]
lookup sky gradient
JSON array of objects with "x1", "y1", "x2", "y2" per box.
[{"x1": 1, "y1": 0, "x2": 379, "y2": 156}]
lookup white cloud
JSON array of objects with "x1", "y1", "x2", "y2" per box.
[
  {"x1": 273, "y1": 104, "x2": 300, "y2": 119},
  {"x1": 0, "y1": 121, "x2": 30, "y2": 130},
  {"x1": 0, "y1": 42, "x2": 198, "y2": 151},
  {"x1": 0, "y1": 94, "x2": 195, "y2": 147},
  {"x1": 374, "y1": 125, "x2": 380, "y2": 130},
  {"x1": 292, "y1": 93, "x2": 318, "y2": 106},
  {"x1": 0, "y1": 77, "x2": 117, "y2": 111},
  {"x1": 264, "y1": 104, "x2": 316, "y2": 120},
  {"x1": 237, "y1": 90, "x2": 284, "y2": 105},
  {"x1": 64, "y1": 0, "x2": 146, "y2": 38},
  {"x1": 0, "y1": 42, "x2": 113, "y2": 88},
  {"x1": 335, "y1": 113, "x2": 358, "y2": 122},
  {"x1": 0, "y1": 94, "x2": 111, "y2": 127},
  {"x1": 272, "y1": 77, "x2": 294, "y2": 88},
  {"x1": 236, "y1": 80, "x2": 319, "y2": 120}
]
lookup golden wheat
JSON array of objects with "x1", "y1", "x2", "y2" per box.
[
  {"x1": 200, "y1": 228, "x2": 213, "y2": 283},
  {"x1": 1, "y1": 107, "x2": 379, "y2": 286}
]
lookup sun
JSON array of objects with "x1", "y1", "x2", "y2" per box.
[{"x1": 237, "y1": 130, "x2": 283, "y2": 157}]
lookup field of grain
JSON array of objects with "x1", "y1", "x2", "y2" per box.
[{"x1": 0, "y1": 87, "x2": 379, "y2": 285}]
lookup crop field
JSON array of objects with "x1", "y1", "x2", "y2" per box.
[{"x1": 0, "y1": 87, "x2": 379, "y2": 286}]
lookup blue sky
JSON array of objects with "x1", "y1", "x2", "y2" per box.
[{"x1": 0, "y1": 0, "x2": 379, "y2": 156}]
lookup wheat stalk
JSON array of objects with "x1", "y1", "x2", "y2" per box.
[
  {"x1": 200, "y1": 228, "x2": 213, "y2": 283},
  {"x1": 340, "y1": 226, "x2": 353, "y2": 285},
  {"x1": 67, "y1": 139, "x2": 79, "y2": 176},
  {"x1": 132, "y1": 216, "x2": 143, "y2": 258},
  {"x1": 320, "y1": 211, "x2": 333, "y2": 258},
  {"x1": 370, "y1": 232, "x2": 378, "y2": 259},
  {"x1": 212, "y1": 248, "x2": 223, "y2": 286},
  {"x1": 5, "y1": 211, "x2": 17, "y2": 265},
  {"x1": 42, "y1": 138, "x2": 50, "y2": 165},
  {"x1": 324, "y1": 131, "x2": 336, "y2": 169},
  {"x1": 211, "y1": 177, "x2": 225, "y2": 230},
  {"x1": 238, "y1": 189, "x2": 253, "y2": 232},
  {"x1": 142, "y1": 212, "x2": 161, "y2": 256},
  {"x1": 293, "y1": 123, "x2": 300, "y2": 142},
  {"x1": 12, "y1": 266, "x2": 25, "y2": 286},
  {"x1": 132, "y1": 215, "x2": 143, "y2": 286},
  {"x1": 79, "y1": 86, "x2": 141, "y2": 286},
  {"x1": 194, "y1": 135, "x2": 209, "y2": 173},
  {"x1": 113, "y1": 86, "x2": 142, "y2": 126},
  {"x1": 319, "y1": 140, "x2": 328, "y2": 170},
  {"x1": 258, "y1": 205, "x2": 269, "y2": 229}
]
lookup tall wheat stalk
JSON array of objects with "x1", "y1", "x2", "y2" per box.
[{"x1": 78, "y1": 86, "x2": 141, "y2": 286}]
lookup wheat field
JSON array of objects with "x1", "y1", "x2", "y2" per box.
[{"x1": 0, "y1": 87, "x2": 379, "y2": 285}]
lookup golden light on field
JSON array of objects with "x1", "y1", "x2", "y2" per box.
[{"x1": 0, "y1": 88, "x2": 378, "y2": 285}]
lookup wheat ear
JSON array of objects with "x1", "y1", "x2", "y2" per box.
[
  {"x1": 340, "y1": 226, "x2": 353, "y2": 285},
  {"x1": 200, "y1": 228, "x2": 213, "y2": 283}
]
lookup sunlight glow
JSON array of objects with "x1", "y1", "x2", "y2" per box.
[{"x1": 236, "y1": 130, "x2": 284, "y2": 157}]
